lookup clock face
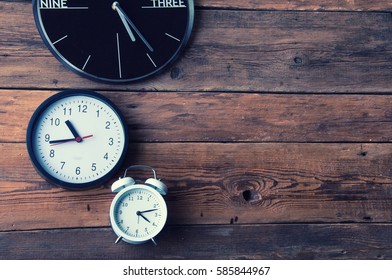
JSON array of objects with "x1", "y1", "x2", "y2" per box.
[
  {"x1": 110, "y1": 185, "x2": 168, "y2": 244},
  {"x1": 32, "y1": 0, "x2": 194, "y2": 83},
  {"x1": 26, "y1": 90, "x2": 128, "y2": 189}
]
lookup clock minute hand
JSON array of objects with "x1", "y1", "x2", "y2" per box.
[
  {"x1": 139, "y1": 209, "x2": 158, "y2": 214},
  {"x1": 49, "y1": 135, "x2": 93, "y2": 146},
  {"x1": 49, "y1": 137, "x2": 75, "y2": 145},
  {"x1": 112, "y1": 2, "x2": 154, "y2": 52}
]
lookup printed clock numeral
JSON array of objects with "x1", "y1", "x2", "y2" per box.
[
  {"x1": 78, "y1": 104, "x2": 87, "y2": 113},
  {"x1": 50, "y1": 118, "x2": 60, "y2": 126}
]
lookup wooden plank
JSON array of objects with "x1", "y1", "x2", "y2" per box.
[
  {"x1": 196, "y1": 0, "x2": 392, "y2": 11},
  {"x1": 3, "y1": 90, "x2": 392, "y2": 143},
  {"x1": 1, "y1": 3, "x2": 392, "y2": 92},
  {"x1": 1, "y1": 224, "x2": 391, "y2": 259},
  {"x1": 1, "y1": 142, "x2": 392, "y2": 231},
  {"x1": 6, "y1": 0, "x2": 392, "y2": 11}
]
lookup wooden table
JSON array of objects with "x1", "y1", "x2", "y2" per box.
[{"x1": 1, "y1": 0, "x2": 392, "y2": 259}]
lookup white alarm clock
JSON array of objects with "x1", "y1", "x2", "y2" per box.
[{"x1": 109, "y1": 165, "x2": 168, "y2": 245}]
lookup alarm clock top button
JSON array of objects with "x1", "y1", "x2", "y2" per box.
[
  {"x1": 144, "y1": 178, "x2": 167, "y2": 195},
  {"x1": 111, "y1": 177, "x2": 135, "y2": 193}
]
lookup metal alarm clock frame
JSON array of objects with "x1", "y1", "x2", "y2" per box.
[{"x1": 110, "y1": 165, "x2": 168, "y2": 245}]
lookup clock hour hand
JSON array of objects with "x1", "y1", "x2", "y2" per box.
[
  {"x1": 112, "y1": 2, "x2": 136, "y2": 42},
  {"x1": 65, "y1": 120, "x2": 82, "y2": 143},
  {"x1": 136, "y1": 211, "x2": 151, "y2": 223},
  {"x1": 112, "y1": 2, "x2": 154, "y2": 52}
]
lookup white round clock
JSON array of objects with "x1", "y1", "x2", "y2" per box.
[
  {"x1": 110, "y1": 166, "x2": 168, "y2": 245},
  {"x1": 26, "y1": 89, "x2": 128, "y2": 189}
]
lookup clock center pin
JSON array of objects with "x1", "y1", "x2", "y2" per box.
[{"x1": 112, "y1": 1, "x2": 119, "y2": 11}]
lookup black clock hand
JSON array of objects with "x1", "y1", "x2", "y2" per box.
[
  {"x1": 112, "y1": 2, "x2": 154, "y2": 52},
  {"x1": 136, "y1": 211, "x2": 151, "y2": 223},
  {"x1": 65, "y1": 120, "x2": 82, "y2": 142},
  {"x1": 140, "y1": 214, "x2": 151, "y2": 223}
]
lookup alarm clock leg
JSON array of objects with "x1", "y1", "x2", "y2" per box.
[{"x1": 115, "y1": 236, "x2": 123, "y2": 244}]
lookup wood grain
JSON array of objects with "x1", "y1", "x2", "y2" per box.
[
  {"x1": 1, "y1": 0, "x2": 392, "y2": 260},
  {"x1": 196, "y1": 0, "x2": 392, "y2": 11},
  {"x1": 1, "y1": 2, "x2": 392, "y2": 92},
  {"x1": 7, "y1": 0, "x2": 392, "y2": 11},
  {"x1": 1, "y1": 142, "x2": 392, "y2": 231},
  {"x1": 3, "y1": 90, "x2": 392, "y2": 143},
  {"x1": 1, "y1": 224, "x2": 391, "y2": 259}
]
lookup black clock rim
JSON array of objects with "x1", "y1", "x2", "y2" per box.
[
  {"x1": 26, "y1": 89, "x2": 129, "y2": 190},
  {"x1": 32, "y1": 0, "x2": 195, "y2": 84}
]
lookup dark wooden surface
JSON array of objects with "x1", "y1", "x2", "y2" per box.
[{"x1": 1, "y1": 0, "x2": 392, "y2": 259}]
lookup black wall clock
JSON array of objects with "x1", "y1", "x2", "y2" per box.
[
  {"x1": 32, "y1": 0, "x2": 194, "y2": 83},
  {"x1": 26, "y1": 89, "x2": 128, "y2": 190}
]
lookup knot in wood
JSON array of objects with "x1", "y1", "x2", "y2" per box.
[
  {"x1": 223, "y1": 175, "x2": 264, "y2": 205},
  {"x1": 294, "y1": 56, "x2": 303, "y2": 64},
  {"x1": 242, "y1": 189, "x2": 262, "y2": 203},
  {"x1": 170, "y1": 66, "x2": 184, "y2": 80}
]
